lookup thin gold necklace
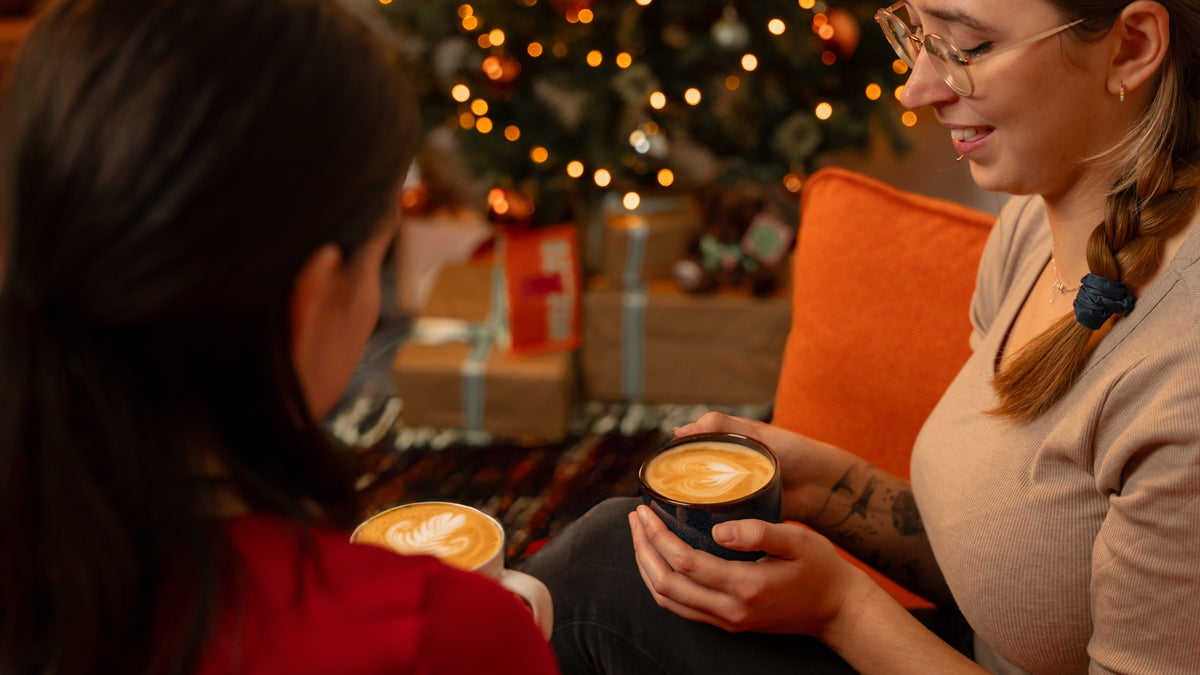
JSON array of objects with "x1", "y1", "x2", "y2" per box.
[{"x1": 1050, "y1": 255, "x2": 1080, "y2": 303}]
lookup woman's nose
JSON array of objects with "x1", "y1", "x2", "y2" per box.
[{"x1": 898, "y1": 48, "x2": 960, "y2": 110}]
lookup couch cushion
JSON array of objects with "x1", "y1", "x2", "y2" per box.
[{"x1": 773, "y1": 167, "x2": 995, "y2": 606}]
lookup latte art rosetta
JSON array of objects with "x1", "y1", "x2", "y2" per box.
[
  {"x1": 352, "y1": 502, "x2": 502, "y2": 571},
  {"x1": 643, "y1": 442, "x2": 774, "y2": 504},
  {"x1": 386, "y1": 513, "x2": 471, "y2": 559}
]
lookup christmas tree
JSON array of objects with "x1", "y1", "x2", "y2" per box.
[{"x1": 381, "y1": 0, "x2": 914, "y2": 226}]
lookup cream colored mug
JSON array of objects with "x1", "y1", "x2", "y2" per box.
[{"x1": 351, "y1": 501, "x2": 553, "y2": 640}]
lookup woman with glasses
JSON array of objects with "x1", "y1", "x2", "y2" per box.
[{"x1": 525, "y1": 0, "x2": 1200, "y2": 672}]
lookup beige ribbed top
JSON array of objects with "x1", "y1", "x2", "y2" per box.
[{"x1": 911, "y1": 195, "x2": 1200, "y2": 674}]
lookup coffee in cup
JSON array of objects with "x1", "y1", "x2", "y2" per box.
[
  {"x1": 351, "y1": 501, "x2": 553, "y2": 639},
  {"x1": 639, "y1": 432, "x2": 781, "y2": 561}
]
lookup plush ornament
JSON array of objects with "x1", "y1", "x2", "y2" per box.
[{"x1": 673, "y1": 183, "x2": 795, "y2": 297}]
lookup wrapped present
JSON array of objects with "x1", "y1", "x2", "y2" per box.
[
  {"x1": 392, "y1": 207, "x2": 492, "y2": 316},
  {"x1": 582, "y1": 277, "x2": 789, "y2": 405},
  {"x1": 600, "y1": 198, "x2": 701, "y2": 286},
  {"x1": 392, "y1": 255, "x2": 577, "y2": 440}
]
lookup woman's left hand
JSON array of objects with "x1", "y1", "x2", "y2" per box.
[{"x1": 628, "y1": 504, "x2": 867, "y2": 638}]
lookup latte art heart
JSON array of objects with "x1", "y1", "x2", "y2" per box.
[{"x1": 643, "y1": 441, "x2": 774, "y2": 504}]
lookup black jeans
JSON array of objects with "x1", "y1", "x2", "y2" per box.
[{"x1": 522, "y1": 497, "x2": 973, "y2": 674}]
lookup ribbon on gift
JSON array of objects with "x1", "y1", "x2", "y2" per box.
[
  {"x1": 619, "y1": 220, "x2": 649, "y2": 401},
  {"x1": 408, "y1": 316, "x2": 498, "y2": 432}
]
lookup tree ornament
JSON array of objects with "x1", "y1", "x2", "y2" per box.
[
  {"x1": 481, "y1": 53, "x2": 522, "y2": 99},
  {"x1": 711, "y1": 7, "x2": 750, "y2": 50},
  {"x1": 549, "y1": 0, "x2": 592, "y2": 15},
  {"x1": 629, "y1": 122, "x2": 669, "y2": 160},
  {"x1": 822, "y1": 8, "x2": 861, "y2": 59},
  {"x1": 486, "y1": 187, "x2": 535, "y2": 229}
]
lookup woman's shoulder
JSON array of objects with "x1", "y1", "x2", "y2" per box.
[{"x1": 199, "y1": 512, "x2": 557, "y2": 675}]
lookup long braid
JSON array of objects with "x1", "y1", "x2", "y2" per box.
[{"x1": 993, "y1": 54, "x2": 1200, "y2": 421}]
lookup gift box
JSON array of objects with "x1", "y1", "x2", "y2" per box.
[
  {"x1": 582, "y1": 277, "x2": 790, "y2": 405},
  {"x1": 600, "y1": 199, "x2": 701, "y2": 285},
  {"x1": 392, "y1": 207, "x2": 492, "y2": 316},
  {"x1": 392, "y1": 262, "x2": 577, "y2": 440}
]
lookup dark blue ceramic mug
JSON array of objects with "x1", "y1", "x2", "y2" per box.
[{"x1": 638, "y1": 432, "x2": 781, "y2": 561}]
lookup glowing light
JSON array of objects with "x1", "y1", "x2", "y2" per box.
[
  {"x1": 579, "y1": 8, "x2": 594, "y2": 22},
  {"x1": 812, "y1": 13, "x2": 828, "y2": 28},
  {"x1": 821, "y1": 51, "x2": 837, "y2": 65},
  {"x1": 799, "y1": 0, "x2": 816, "y2": 8},
  {"x1": 657, "y1": 169, "x2": 675, "y2": 187},
  {"x1": 528, "y1": 42, "x2": 543, "y2": 57},
  {"x1": 817, "y1": 24, "x2": 835, "y2": 40},
  {"x1": 815, "y1": 102, "x2": 833, "y2": 120},
  {"x1": 504, "y1": 125, "x2": 521, "y2": 141},
  {"x1": 725, "y1": 75, "x2": 740, "y2": 90},
  {"x1": 552, "y1": 42, "x2": 568, "y2": 57},
  {"x1": 894, "y1": 85, "x2": 905, "y2": 100},
  {"x1": 892, "y1": 59, "x2": 909, "y2": 75},
  {"x1": 451, "y1": 84, "x2": 471, "y2": 102},
  {"x1": 462, "y1": 16, "x2": 479, "y2": 31},
  {"x1": 566, "y1": 160, "x2": 585, "y2": 178},
  {"x1": 616, "y1": 52, "x2": 632, "y2": 68},
  {"x1": 741, "y1": 54, "x2": 758, "y2": 71},
  {"x1": 783, "y1": 173, "x2": 805, "y2": 193},
  {"x1": 593, "y1": 169, "x2": 612, "y2": 187},
  {"x1": 477, "y1": 34, "x2": 491, "y2": 48},
  {"x1": 530, "y1": 146, "x2": 549, "y2": 163},
  {"x1": 489, "y1": 29, "x2": 505, "y2": 46},
  {"x1": 459, "y1": 112, "x2": 475, "y2": 129},
  {"x1": 636, "y1": 0, "x2": 652, "y2": 5},
  {"x1": 470, "y1": 98, "x2": 489, "y2": 115},
  {"x1": 768, "y1": 19, "x2": 786, "y2": 35},
  {"x1": 649, "y1": 91, "x2": 667, "y2": 109},
  {"x1": 623, "y1": 192, "x2": 642, "y2": 210},
  {"x1": 865, "y1": 83, "x2": 882, "y2": 100},
  {"x1": 587, "y1": 50, "x2": 603, "y2": 67},
  {"x1": 901, "y1": 111, "x2": 919, "y2": 127},
  {"x1": 378, "y1": 0, "x2": 392, "y2": 5},
  {"x1": 475, "y1": 117, "x2": 494, "y2": 133},
  {"x1": 684, "y1": 88, "x2": 701, "y2": 105},
  {"x1": 458, "y1": 4, "x2": 473, "y2": 17}
]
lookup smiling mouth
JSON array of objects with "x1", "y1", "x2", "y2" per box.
[{"x1": 950, "y1": 126, "x2": 991, "y2": 142}]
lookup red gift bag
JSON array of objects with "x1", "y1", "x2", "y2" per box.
[{"x1": 498, "y1": 224, "x2": 582, "y2": 356}]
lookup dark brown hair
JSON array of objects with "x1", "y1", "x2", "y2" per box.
[
  {"x1": 0, "y1": 0, "x2": 418, "y2": 672},
  {"x1": 993, "y1": 0, "x2": 1200, "y2": 420}
]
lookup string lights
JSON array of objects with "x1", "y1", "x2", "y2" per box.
[{"x1": 386, "y1": 0, "x2": 910, "y2": 218}]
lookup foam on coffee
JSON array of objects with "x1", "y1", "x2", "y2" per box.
[
  {"x1": 353, "y1": 502, "x2": 502, "y2": 571},
  {"x1": 643, "y1": 441, "x2": 774, "y2": 504}
]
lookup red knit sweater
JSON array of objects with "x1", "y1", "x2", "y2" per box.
[{"x1": 195, "y1": 513, "x2": 560, "y2": 674}]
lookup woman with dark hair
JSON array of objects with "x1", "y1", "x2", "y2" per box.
[
  {"x1": 0, "y1": 1, "x2": 558, "y2": 673},
  {"x1": 525, "y1": 0, "x2": 1200, "y2": 673}
]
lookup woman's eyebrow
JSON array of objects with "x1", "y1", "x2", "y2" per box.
[{"x1": 918, "y1": 4, "x2": 996, "y2": 32}]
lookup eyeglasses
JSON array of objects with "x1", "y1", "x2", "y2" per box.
[{"x1": 874, "y1": 2, "x2": 1085, "y2": 96}]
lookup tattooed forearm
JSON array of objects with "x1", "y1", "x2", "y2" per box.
[{"x1": 891, "y1": 489, "x2": 924, "y2": 536}]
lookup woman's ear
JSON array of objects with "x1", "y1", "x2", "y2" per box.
[
  {"x1": 289, "y1": 243, "x2": 344, "y2": 383},
  {"x1": 1107, "y1": 0, "x2": 1170, "y2": 98}
]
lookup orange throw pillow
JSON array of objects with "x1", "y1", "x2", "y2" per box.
[{"x1": 773, "y1": 167, "x2": 995, "y2": 607}]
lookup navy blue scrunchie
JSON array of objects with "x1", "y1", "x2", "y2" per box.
[{"x1": 1073, "y1": 273, "x2": 1136, "y2": 330}]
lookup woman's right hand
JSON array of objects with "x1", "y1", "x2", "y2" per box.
[{"x1": 674, "y1": 412, "x2": 855, "y2": 525}]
